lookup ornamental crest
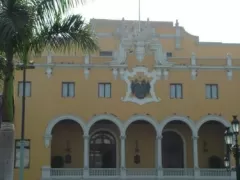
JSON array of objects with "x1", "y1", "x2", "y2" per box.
[{"x1": 121, "y1": 67, "x2": 160, "y2": 105}]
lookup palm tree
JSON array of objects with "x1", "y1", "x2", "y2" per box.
[
  {"x1": 0, "y1": 0, "x2": 98, "y2": 124},
  {"x1": 0, "y1": 0, "x2": 98, "y2": 179}
]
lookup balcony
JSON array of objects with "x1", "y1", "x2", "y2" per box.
[{"x1": 41, "y1": 167, "x2": 235, "y2": 180}]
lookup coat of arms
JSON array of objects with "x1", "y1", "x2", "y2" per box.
[
  {"x1": 131, "y1": 79, "x2": 151, "y2": 99},
  {"x1": 121, "y1": 67, "x2": 160, "y2": 105}
]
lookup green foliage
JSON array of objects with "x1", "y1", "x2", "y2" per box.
[{"x1": 0, "y1": 0, "x2": 98, "y2": 122}]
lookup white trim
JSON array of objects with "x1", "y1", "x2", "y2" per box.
[
  {"x1": 86, "y1": 114, "x2": 123, "y2": 136},
  {"x1": 89, "y1": 128, "x2": 119, "y2": 168},
  {"x1": 162, "y1": 129, "x2": 187, "y2": 168},
  {"x1": 196, "y1": 115, "x2": 230, "y2": 135},
  {"x1": 159, "y1": 115, "x2": 196, "y2": 137},
  {"x1": 44, "y1": 115, "x2": 86, "y2": 148},
  {"x1": 123, "y1": 114, "x2": 158, "y2": 135}
]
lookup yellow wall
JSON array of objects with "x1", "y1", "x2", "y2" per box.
[{"x1": 13, "y1": 19, "x2": 240, "y2": 180}]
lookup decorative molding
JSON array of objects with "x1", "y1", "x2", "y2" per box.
[
  {"x1": 192, "y1": 136, "x2": 199, "y2": 140},
  {"x1": 86, "y1": 114, "x2": 123, "y2": 135},
  {"x1": 124, "y1": 114, "x2": 158, "y2": 135},
  {"x1": 156, "y1": 135, "x2": 163, "y2": 140},
  {"x1": 159, "y1": 115, "x2": 196, "y2": 137},
  {"x1": 120, "y1": 135, "x2": 126, "y2": 140},
  {"x1": 44, "y1": 115, "x2": 86, "y2": 147},
  {"x1": 196, "y1": 115, "x2": 230, "y2": 134},
  {"x1": 121, "y1": 67, "x2": 160, "y2": 105},
  {"x1": 44, "y1": 135, "x2": 52, "y2": 148}
]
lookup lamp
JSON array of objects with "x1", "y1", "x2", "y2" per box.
[
  {"x1": 224, "y1": 128, "x2": 233, "y2": 145},
  {"x1": 232, "y1": 115, "x2": 240, "y2": 134},
  {"x1": 224, "y1": 115, "x2": 240, "y2": 180},
  {"x1": 224, "y1": 155, "x2": 230, "y2": 168}
]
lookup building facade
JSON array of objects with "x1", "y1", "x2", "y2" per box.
[{"x1": 13, "y1": 18, "x2": 240, "y2": 180}]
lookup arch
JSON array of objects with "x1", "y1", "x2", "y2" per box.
[
  {"x1": 159, "y1": 115, "x2": 196, "y2": 136},
  {"x1": 162, "y1": 129, "x2": 187, "y2": 168},
  {"x1": 86, "y1": 114, "x2": 123, "y2": 135},
  {"x1": 196, "y1": 115, "x2": 230, "y2": 135},
  {"x1": 45, "y1": 115, "x2": 86, "y2": 136},
  {"x1": 89, "y1": 128, "x2": 119, "y2": 168},
  {"x1": 44, "y1": 115, "x2": 86, "y2": 148},
  {"x1": 123, "y1": 114, "x2": 158, "y2": 135}
]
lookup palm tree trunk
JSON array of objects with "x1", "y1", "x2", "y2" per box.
[{"x1": 0, "y1": 45, "x2": 15, "y2": 180}]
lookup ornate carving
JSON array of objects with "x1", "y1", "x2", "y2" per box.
[
  {"x1": 44, "y1": 135, "x2": 52, "y2": 148},
  {"x1": 112, "y1": 68, "x2": 118, "y2": 80},
  {"x1": 191, "y1": 52, "x2": 196, "y2": 65},
  {"x1": 112, "y1": 42, "x2": 127, "y2": 64},
  {"x1": 120, "y1": 135, "x2": 126, "y2": 140},
  {"x1": 191, "y1": 69, "x2": 197, "y2": 80},
  {"x1": 84, "y1": 68, "x2": 90, "y2": 80},
  {"x1": 131, "y1": 79, "x2": 150, "y2": 99},
  {"x1": 226, "y1": 53, "x2": 232, "y2": 66},
  {"x1": 46, "y1": 52, "x2": 53, "y2": 78},
  {"x1": 84, "y1": 55, "x2": 90, "y2": 64},
  {"x1": 45, "y1": 67, "x2": 53, "y2": 78},
  {"x1": 121, "y1": 67, "x2": 160, "y2": 105},
  {"x1": 151, "y1": 42, "x2": 169, "y2": 65}
]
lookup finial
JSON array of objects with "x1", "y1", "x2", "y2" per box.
[
  {"x1": 175, "y1": 19, "x2": 179, "y2": 27},
  {"x1": 147, "y1": 18, "x2": 149, "y2": 22},
  {"x1": 122, "y1": 17, "x2": 125, "y2": 21}
]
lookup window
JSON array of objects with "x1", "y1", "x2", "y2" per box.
[
  {"x1": 205, "y1": 84, "x2": 218, "y2": 99},
  {"x1": 62, "y1": 82, "x2": 75, "y2": 97},
  {"x1": 98, "y1": 83, "x2": 111, "y2": 98},
  {"x1": 170, "y1": 84, "x2": 183, "y2": 99},
  {"x1": 18, "y1": 81, "x2": 31, "y2": 97},
  {"x1": 99, "y1": 51, "x2": 113, "y2": 57},
  {"x1": 166, "y1": 52, "x2": 173, "y2": 57}
]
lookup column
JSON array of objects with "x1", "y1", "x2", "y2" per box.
[
  {"x1": 192, "y1": 136, "x2": 200, "y2": 177},
  {"x1": 83, "y1": 135, "x2": 89, "y2": 177},
  {"x1": 120, "y1": 135, "x2": 126, "y2": 177},
  {"x1": 156, "y1": 135, "x2": 163, "y2": 177}
]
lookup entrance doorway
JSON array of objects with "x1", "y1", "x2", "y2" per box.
[
  {"x1": 162, "y1": 131, "x2": 184, "y2": 168},
  {"x1": 89, "y1": 131, "x2": 116, "y2": 168}
]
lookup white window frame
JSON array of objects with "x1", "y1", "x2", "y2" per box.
[
  {"x1": 18, "y1": 81, "x2": 31, "y2": 97},
  {"x1": 170, "y1": 83, "x2": 183, "y2": 99},
  {"x1": 205, "y1": 84, "x2": 218, "y2": 99},
  {"x1": 98, "y1": 83, "x2": 111, "y2": 98},
  {"x1": 62, "y1": 82, "x2": 75, "y2": 97}
]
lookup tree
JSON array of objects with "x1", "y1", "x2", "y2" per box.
[
  {"x1": 0, "y1": 0, "x2": 98, "y2": 179},
  {"x1": 0, "y1": 0, "x2": 98, "y2": 123}
]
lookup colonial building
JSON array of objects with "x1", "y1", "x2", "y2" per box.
[{"x1": 13, "y1": 18, "x2": 240, "y2": 180}]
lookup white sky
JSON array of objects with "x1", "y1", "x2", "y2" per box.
[{"x1": 73, "y1": 0, "x2": 240, "y2": 43}]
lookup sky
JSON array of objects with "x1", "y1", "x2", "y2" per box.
[{"x1": 73, "y1": 0, "x2": 240, "y2": 43}]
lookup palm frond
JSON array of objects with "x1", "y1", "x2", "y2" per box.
[
  {"x1": 0, "y1": 0, "x2": 32, "y2": 46},
  {"x1": 31, "y1": 14, "x2": 98, "y2": 54}
]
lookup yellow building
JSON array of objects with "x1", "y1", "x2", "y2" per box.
[{"x1": 13, "y1": 18, "x2": 240, "y2": 180}]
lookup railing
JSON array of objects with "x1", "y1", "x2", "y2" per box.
[{"x1": 41, "y1": 167, "x2": 235, "y2": 179}]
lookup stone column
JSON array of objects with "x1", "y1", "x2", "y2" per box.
[
  {"x1": 0, "y1": 123, "x2": 15, "y2": 180},
  {"x1": 192, "y1": 136, "x2": 200, "y2": 177},
  {"x1": 156, "y1": 135, "x2": 163, "y2": 177},
  {"x1": 192, "y1": 136, "x2": 199, "y2": 168},
  {"x1": 83, "y1": 135, "x2": 89, "y2": 177},
  {"x1": 120, "y1": 135, "x2": 126, "y2": 177}
]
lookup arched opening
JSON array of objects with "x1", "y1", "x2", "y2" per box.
[
  {"x1": 51, "y1": 120, "x2": 84, "y2": 168},
  {"x1": 198, "y1": 121, "x2": 225, "y2": 168},
  {"x1": 88, "y1": 120, "x2": 120, "y2": 168},
  {"x1": 125, "y1": 120, "x2": 157, "y2": 168},
  {"x1": 162, "y1": 131, "x2": 184, "y2": 168},
  {"x1": 90, "y1": 130, "x2": 116, "y2": 168},
  {"x1": 161, "y1": 120, "x2": 192, "y2": 168}
]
